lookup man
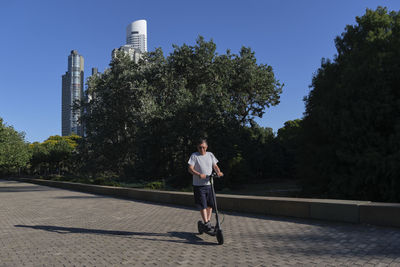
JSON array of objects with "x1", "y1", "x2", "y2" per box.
[{"x1": 188, "y1": 139, "x2": 223, "y2": 232}]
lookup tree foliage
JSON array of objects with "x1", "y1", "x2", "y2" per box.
[
  {"x1": 80, "y1": 37, "x2": 283, "y2": 186},
  {"x1": 0, "y1": 117, "x2": 31, "y2": 175},
  {"x1": 30, "y1": 135, "x2": 81, "y2": 176},
  {"x1": 276, "y1": 119, "x2": 302, "y2": 179},
  {"x1": 300, "y1": 7, "x2": 400, "y2": 201}
]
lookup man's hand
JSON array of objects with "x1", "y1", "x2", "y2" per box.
[
  {"x1": 213, "y1": 164, "x2": 223, "y2": 178},
  {"x1": 199, "y1": 174, "x2": 207, "y2": 179}
]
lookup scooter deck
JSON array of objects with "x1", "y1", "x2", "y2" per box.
[
  {"x1": 198, "y1": 221, "x2": 218, "y2": 236},
  {"x1": 203, "y1": 229, "x2": 217, "y2": 236}
]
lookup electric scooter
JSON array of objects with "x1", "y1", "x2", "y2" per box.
[{"x1": 197, "y1": 172, "x2": 224, "y2": 245}]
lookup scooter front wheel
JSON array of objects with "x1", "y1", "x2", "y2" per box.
[
  {"x1": 216, "y1": 229, "x2": 224, "y2": 245},
  {"x1": 197, "y1": 221, "x2": 204, "y2": 234}
]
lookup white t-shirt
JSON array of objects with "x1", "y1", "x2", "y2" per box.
[{"x1": 188, "y1": 152, "x2": 219, "y2": 186}]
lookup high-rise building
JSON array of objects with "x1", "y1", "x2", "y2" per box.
[
  {"x1": 111, "y1": 44, "x2": 142, "y2": 63},
  {"x1": 62, "y1": 50, "x2": 84, "y2": 136},
  {"x1": 112, "y1": 19, "x2": 147, "y2": 63},
  {"x1": 126, "y1": 19, "x2": 147, "y2": 53}
]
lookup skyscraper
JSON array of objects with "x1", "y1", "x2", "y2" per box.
[
  {"x1": 126, "y1": 19, "x2": 147, "y2": 53},
  {"x1": 62, "y1": 50, "x2": 84, "y2": 136},
  {"x1": 112, "y1": 19, "x2": 147, "y2": 62}
]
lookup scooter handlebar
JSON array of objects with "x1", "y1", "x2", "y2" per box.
[{"x1": 207, "y1": 173, "x2": 223, "y2": 179}]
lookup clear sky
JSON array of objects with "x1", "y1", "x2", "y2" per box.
[{"x1": 1, "y1": 0, "x2": 400, "y2": 143}]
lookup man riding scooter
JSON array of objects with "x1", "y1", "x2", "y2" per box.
[{"x1": 188, "y1": 138, "x2": 223, "y2": 232}]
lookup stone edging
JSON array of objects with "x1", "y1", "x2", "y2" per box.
[{"x1": 10, "y1": 178, "x2": 400, "y2": 228}]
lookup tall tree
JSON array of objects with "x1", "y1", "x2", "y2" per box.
[
  {"x1": 80, "y1": 37, "x2": 283, "y2": 185},
  {"x1": 301, "y1": 7, "x2": 400, "y2": 202},
  {"x1": 80, "y1": 51, "x2": 157, "y2": 176}
]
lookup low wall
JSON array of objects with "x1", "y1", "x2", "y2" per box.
[{"x1": 11, "y1": 178, "x2": 400, "y2": 228}]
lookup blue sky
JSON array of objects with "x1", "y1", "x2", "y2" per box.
[{"x1": 1, "y1": 0, "x2": 400, "y2": 143}]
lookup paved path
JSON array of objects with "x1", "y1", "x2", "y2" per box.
[{"x1": 0, "y1": 179, "x2": 400, "y2": 266}]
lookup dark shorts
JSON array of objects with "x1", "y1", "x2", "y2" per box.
[{"x1": 193, "y1": 185, "x2": 215, "y2": 210}]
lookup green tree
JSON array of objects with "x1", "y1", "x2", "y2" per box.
[
  {"x1": 300, "y1": 7, "x2": 400, "y2": 202},
  {"x1": 30, "y1": 135, "x2": 81, "y2": 175},
  {"x1": 80, "y1": 36, "x2": 283, "y2": 185},
  {"x1": 235, "y1": 123, "x2": 274, "y2": 182},
  {"x1": 80, "y1": 51, "x2": 157, "y2": 177},
  {"x1": 0, "y1": 118, "x2": 31, "y2": 175},
  {"x1": 276, "y1": 119, "x2": 302, "y2": 179},
  {"x1": 29, "y1": 141, "x2": 50, "y2": 175}
]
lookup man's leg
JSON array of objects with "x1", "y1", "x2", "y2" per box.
[
  {"x1": 200, "y1": 208, "x2": 213, "y2": 231},
  {"x1": 195, "y1": 186, "x2": 208, "y2": 223},
  {"x1": 206, "y1": 206, "x2": 213, "y2": 222},
  {"x1": 200, "y1": 209, "x2": 208, "y2": 223}
]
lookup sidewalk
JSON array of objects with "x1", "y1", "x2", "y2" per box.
[{"x1": 1, "y1": 179, "x2": 399, "y2": 266}]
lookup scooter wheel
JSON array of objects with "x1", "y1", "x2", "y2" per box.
[
  {"x1": 197, "y1": 221, "x2": 204, "y2": 234},
  {"x1": 216, "y1": 229, "x2": 224, "y2": 245}
]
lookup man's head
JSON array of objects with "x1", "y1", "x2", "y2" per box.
[{"x1": 197, "y1": 138, "x2": 208, "y2": 155}]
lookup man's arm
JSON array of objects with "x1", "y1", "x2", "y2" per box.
[
  {"x1": 188, "y1": 164, "x2": 206, "y2": 179},
  {"x1": 213, "y1": 164, "x2": 223, "y2": 177}
]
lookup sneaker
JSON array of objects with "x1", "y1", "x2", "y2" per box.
[{"x1": 204, "y1": 221, "x2": 213, "y2": 232}]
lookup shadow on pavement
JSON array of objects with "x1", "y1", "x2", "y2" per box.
[
  {"x1": 15, "y1": 224, "x2": 135, "y2": 235},
  {"x1": 14, "y1": 225, "x2": 216, "y2": 245}
]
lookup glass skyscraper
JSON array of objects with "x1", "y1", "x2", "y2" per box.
[{"x1": 62, "y1": 50, "x2": 84, "y2": 136}]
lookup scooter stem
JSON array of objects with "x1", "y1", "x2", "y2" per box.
[{"x1": 210, "y1": 175, "x2": 221, "y2": 230}]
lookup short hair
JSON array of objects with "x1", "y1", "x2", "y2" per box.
[{"x1": 197, "y1": 138, "x2": 207, "y2": 146}]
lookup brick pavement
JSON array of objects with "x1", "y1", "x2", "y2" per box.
[{"x1": 0, "y1": 179, "x2": 399, "y2": 266}]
